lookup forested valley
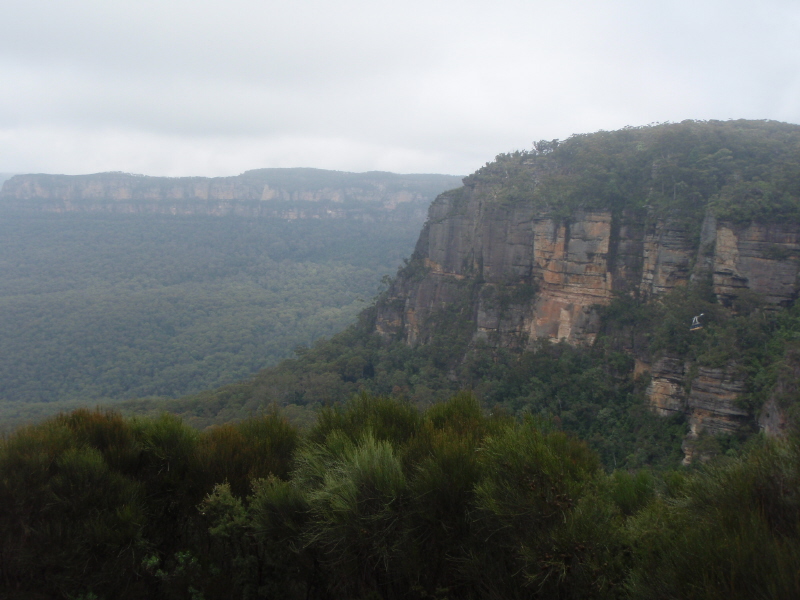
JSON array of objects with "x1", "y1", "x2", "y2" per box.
[
  {"x1": 0, "y1": 204, "x2": 426, "y2": 429},
  {"x1": 4, "y1": 121, "x2": 800, "y2": 598}
]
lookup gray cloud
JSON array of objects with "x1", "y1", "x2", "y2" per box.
[{"x1": 0, "y1": 0, "x2": 798, "y2": 176}]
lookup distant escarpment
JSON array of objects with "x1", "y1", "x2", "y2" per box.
[
  {"x1": 375, "y1": 120, "x2": 800, "y2": 461},
  {"x1": 0, "y1": 168, "x2": 462, "y2": 221}
]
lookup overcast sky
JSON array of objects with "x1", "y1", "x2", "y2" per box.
[{"x1": 1, "y1": 0, "x2": 798, "y2": 177}]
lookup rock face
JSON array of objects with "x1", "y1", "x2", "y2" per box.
[
  {"x1": 0, "y1": 169, "x2": 462, "y2": 221},
  {"x1": 639, "y1": 218, "x2": 696, "y2": 296},
  {"x1": 646, "y1": 357, "x2": 749, "y2": 463},
  {"x1": 378, "y1": 185, "x2": 800, "y2": 347},
  {"x1": 713, "y1": 223, "x2": 800, "y2": 306},
  {"x1": 377, "y1": 188, "x2": 647, "y2": 348},
  {"x1": 375, "y1": 179, "x2": 800, "y2": 460}
]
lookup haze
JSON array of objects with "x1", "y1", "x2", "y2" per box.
[{"x1": 1, "y1": 0, "x2": 798, "y2": 177}]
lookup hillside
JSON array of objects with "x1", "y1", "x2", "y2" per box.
[
  {"x1": 376, "y1": 119, "x2": 800, "y2": 462},
  {"x1": 129, "y1": 120, "x2": 800, "y2": 467}
]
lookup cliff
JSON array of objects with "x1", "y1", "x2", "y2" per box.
[
  {"x1": 0, "y1": 168, "x2": 463, "y2": 221},
  {"x1": 374, "y1": 120, "x2": 800, "y2": 460},
  {"x1": 378, "y1": 203, "x2": 800, "y2": 346}
]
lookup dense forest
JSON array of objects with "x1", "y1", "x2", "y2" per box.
[
  {"x1": 0, "y1": 166, "x2": 466, "y2": 430},
  {"x1": 0, "y1": 210, "x2": 424, "y2": 428},
  {"x1": 2, "y1": 396, "x2": 798, "y2": 599},
  {"x1": 464, "y1": 118, "x2": 800, "y2": 222}
]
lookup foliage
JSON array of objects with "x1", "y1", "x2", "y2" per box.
[
  {"x1": 5, "y1": 120, "x2": 800, "y2": 595},
  {"x1": 0, "y1": 210, "x2": 425, "y2": 426},
  {"x1": 0, "y1": 408, "x2": 298, "y2": 599},
  {"x1": 118, "y1": 303, "x2": 687, "y2": 468},
  {"x1": 599, "y1": 282, "x2": 800, "y2": 441},
  {"x1": 4, "y1": 396, "x2": 799, "y2": 598},
  {"x1": 464, "y1": 120, "x2": 800, "y2": 225},
  {"x1": 626, "y1": 439, "x2": 800, "y2": 599}
]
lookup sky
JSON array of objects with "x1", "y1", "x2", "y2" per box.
[{"x1": 0, "y1": 0, "x2": 798, "y2": 178}]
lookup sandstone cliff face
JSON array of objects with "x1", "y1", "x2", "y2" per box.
[
  {"x1": 645, "y1": 357, "x2": 749, "y2": 463},
  {"x1": 0, "y1": 198, "x2": 427, "y2": 222},
  {"x1": 376, "y1": 179, "x2": 800, "y2": 459},
  {"x1": 639, "y1": 219, "x2": 696, "y2": 296},
  {"x1": 713, "y1": 223, "x2": 800, "y2": 306},
  {"x1": 0, "y1": 170, "x2": 462, "y2": 221},
  {"x1": 377, "y1": 186, "x2": 645, "y2": 347},
  {"x1": 379, "y1": 184, "x2": 800, "y2": 348}
]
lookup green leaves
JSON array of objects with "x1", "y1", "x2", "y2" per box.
[
  {"x1": 464, "y1": 121, "x2": 800, "y2": 231},
  {"x1": 4, "y1": 398, "x2": 800, "y2": 598},
  {"x1": 626, "y1": 439, "x2": 800, "y2": 600}
]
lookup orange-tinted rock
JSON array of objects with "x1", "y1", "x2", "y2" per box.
[{"x1": 648, "y1": 357, "x2": 748, "y2": 463}]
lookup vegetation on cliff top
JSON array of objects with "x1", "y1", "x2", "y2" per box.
[
  {"x1": 465, "y1": 119, "x2": 800, "y2": 223},
  {"x1": 0, "y1": 168, "x2": 463, "y2": 203}
]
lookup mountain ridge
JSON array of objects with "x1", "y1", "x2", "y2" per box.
[{"x1": 0, "y1": 168, "x2": 463, "y2": 219}]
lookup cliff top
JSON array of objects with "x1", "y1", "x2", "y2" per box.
[
  {"x1": 0, "y1": 168, "x2": 464, "y2": 204},
  {"x1": 463, "y1": 119, "x2": 800, "y2": 224}
]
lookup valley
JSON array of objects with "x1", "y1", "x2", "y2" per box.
[
  {"x1": 3, "y1": 120, "x2": 800, "y2": 599},
  {"x1": 0, "y1": 169, "x2": 461, "y2": 429}
]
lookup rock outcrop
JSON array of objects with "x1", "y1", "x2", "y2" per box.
[
  {"x1": 377, "y1": 189, "x2": 651, "y2": 348},
  {"x1": 645, "y1": 357, "x2": 749, "y2": 463},
  {"x1": 713, "y1": 223, "x2": 800, "y2": 306},
  {"x1": 639, "y1": 218, "x2": 696, "y2": 296}
]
